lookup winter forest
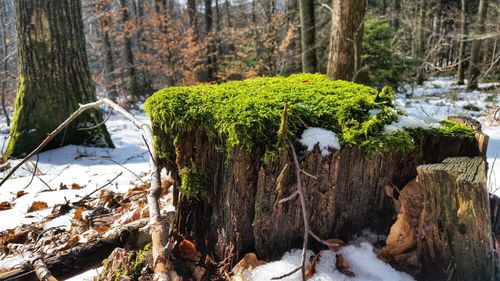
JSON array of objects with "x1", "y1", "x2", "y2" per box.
[{"x1": 0, "y1": 0, "x2": 499, "y2": 280}]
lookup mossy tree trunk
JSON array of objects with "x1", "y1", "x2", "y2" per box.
[
  {"x1": 4, "y1": 0, "x2": 114, "y2": 159},
  {"x1": 326, "y1": 0, "x2": 366, "y2": 81},
  {"x1": 162, "y1": 128, "x2": 487, "y2": 265},
  {"x1": 416, "y1": 157, "x2": 494, "y2": 281}
]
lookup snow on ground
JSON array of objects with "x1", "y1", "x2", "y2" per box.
[{"x1": 0, "y1": 108, "x2": 150, "y2": 231}]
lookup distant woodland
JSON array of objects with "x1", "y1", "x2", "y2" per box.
[{"x1": 0, "y1": 0, "x2": 498, "y2": 113}]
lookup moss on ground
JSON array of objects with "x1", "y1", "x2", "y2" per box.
[{"x1": 146, "y1": 74, "x2": 474, "y2": 158}]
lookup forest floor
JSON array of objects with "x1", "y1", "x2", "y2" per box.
[{"x1": 0, "y1": 77, "x2": 498, "y2": 280}]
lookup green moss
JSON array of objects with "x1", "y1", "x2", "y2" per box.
[
  {"x1": 145, "y1": 73, "x2": 474, "y2": 161},
  {"x1": 179, "y1": 167, "x2": 207, "y2": 199},
  {"x1": 132, "y1": 243, "x2": 152, "y2": 276},
  {"x1": 434, "y1": 120, "x2": 476, "y2": 137}
]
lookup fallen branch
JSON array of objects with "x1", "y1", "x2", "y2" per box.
[
  {"x1": 1, "y1": 218, "x2": 150, "y2": 281},
  {"x1": 0, "y1": 98, "x2": 176, "y2": 280}
]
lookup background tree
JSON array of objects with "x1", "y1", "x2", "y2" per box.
[
  {"x1": 4, "y1": 0, "x2": 114, "y2": 159},
  {"x1": 299, "y1": 0, "x2": 317, "y2": 72},
  {"x1": 468, "y1": 0, "x2": 489, "y2": 90},
  {"x1": 327, "y1": 0, "x2": 366, "y2": 81}
]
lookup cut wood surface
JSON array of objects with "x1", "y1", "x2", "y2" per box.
[{"x1": 417, "y1": 157, "x2": 494, "y2": 281}]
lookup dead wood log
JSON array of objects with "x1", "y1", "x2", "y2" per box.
[
  {"x1": 417, "y1": 157, "x2": 494, "y2": 281},
  {"x1": 0, "y1": 218, "x2": 149, "y2": 281}
]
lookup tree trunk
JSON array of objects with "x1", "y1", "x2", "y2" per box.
[
  {"x1": 416, "y1": 157, "x2": 494, "y2": 281},
  {"x1": 224, "y1": 0, "x2": 231, "y2": 28},
  {"x1": 457, "y1": 0, "x2": 467, "y2": 85},
  {"x1": 187, "y1": 0, "x2": 197, "y2": 31},
  {"x1": 416, "y1": 0, "x2": 427, "y2": 85},
  {"x1": 205, "y1": 0, "x2": 216, "y2": 81},
  {"x1": 119, "y1": 0, "x2": 140, "y2": 98},
  {"x1": 467, "y1": 0, "x2": 488, "y2": 91},
  {"x1": 4, "y1": 0, "x2": 114, "y2": 160},
  {"x1": 392, "y1": 0, "x2": 400, "y2": 30},
  {"x1": 298, "y1": 0, "x2": 317, "y2": 73},
  {"x1": 0, "y1": 0, "x2": 10, "y2": 126},
  {"x1": 326, "y1": 0, "x2": 366, "y2": 81},
  {"x1": 97, "y1": 0, "x2": 118, "y2": 100},
  {"x1": 162, "y1": 127, "x2": 487, "y2": 265}
]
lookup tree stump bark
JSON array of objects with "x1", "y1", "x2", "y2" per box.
[
  {"x1": 416, "y1": 157, "x2": 494, "y2": 281},
  {"x1": 165, "y1": 129, "x2": 488, "y2": 265}
]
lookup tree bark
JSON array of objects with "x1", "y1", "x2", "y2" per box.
[
  {"x1": 416, "y1": 157, "x2": 494, "y2": 281},
  {"x1": 298, "y1": 0, "x2": 317, "y2": 73},
  {"x1": 160, "y1": 127, "x2": 487, "y2": 266},
  {"x1": 326, "y1": 0, "x2": 366, "y2": 81},
  {"x1": 467, "y1": 0, "x2": 488, "y2": 91},
  {"x1": 457, "y1": 0, "x2": 467, "y2": 85},
  {"x1": 4, "y1": 0, "x2": 114, "y2": 160}
]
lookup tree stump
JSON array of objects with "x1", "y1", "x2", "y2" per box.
[
  {"x1": 416, "y1": 157, "x2": 494, "y2": 281},
  {"x1": 145, "y1": 74, "x2": 489, "y2": 267}
]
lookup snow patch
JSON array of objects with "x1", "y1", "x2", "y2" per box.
[
  {"x1": 384, "y1": 114, "x2": 440, "y2": 134},
  {"x1": 299, "y1": 127, "x2": 340, "y2": 156},
  {"x1": 249, "y1": 243, "x2": 415, "y2": 281}
]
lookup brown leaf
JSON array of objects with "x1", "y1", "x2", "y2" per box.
[
  {"x1": 0, "y1": 201, "x2": 12, "y2": 210},
  {"x1": 1, "y1": 229, "x2": 29, "y2": 246},
  {"x1": 27, "y1": 201, "x2": 48, "y2": 212},
  {"x1": 95, "y1": 225, "x2": 110, "y2": 233},
  {"x1": 305, "y1": 251, "x2": 322, "y2": 279},
  {"x1": 179, "y1": 239, "x2": 201, "y2": 262},
  {"x1": 162, "y1": 176, "x2": 174, "y2": 194},
  {"x1": 336, "y1": 254, "x2": 355, "y2": 277},
  {"x1": 16, "y1": 191, "x2": 28, "y2": 198},
  {"x1": 71, "y1": 183, "x2": 82, "y2": 190},
  {"x1": 325, "y1": 238, "x2": 346, "y2": 252},
  {"x1": 232, "y1": 253, "x2": 266, "y2": 280},
  {"x1": 74, "y1": 207, "x2": 84, "y2": 221}
]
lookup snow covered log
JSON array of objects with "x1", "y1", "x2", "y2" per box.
[
  {"x1": 145, "y1": 74, "x2": 488, "y2": 266},
  {"x1": 416, "y1": 157, "x2": 494, "y2": 281}
]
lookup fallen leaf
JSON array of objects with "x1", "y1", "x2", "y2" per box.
[
  {"x1": 178, "y1": 239, "x2": 201, "y2": 262},
  {"x1": 71, "y1": 183, "x2": 82, "y2": 190},
  {"x1": 1, "y1": 229, "x2": 29, "y2": 246},
  {"x1": 74, "y1": 207, "x2": 84, "y2": 221},
  {"x1": 0, "y1": 201, "x2": 12, "y2": 210},
  {"x1": 325, "y1": 238, "x2": 346, "y2": 252},
  {"x1": 16, "y1": 191, "x2": 28, "y2": 198},
  {"x1": 336, "y1": 254, "x2": 355, "y2": 277},
  {"x1": 306, "y1": 251, "x2": 322, "y2": 279},
  {"x1": 231, "y1": 253, "x2": 266, "y2": 281},
  {"x1": 27, "y1": 201, "x2": 48, "y2": 212}
]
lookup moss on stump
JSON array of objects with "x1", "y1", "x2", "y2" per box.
[{"x1": 145, "y1": 74, "x2": 483, "y2": 265}]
